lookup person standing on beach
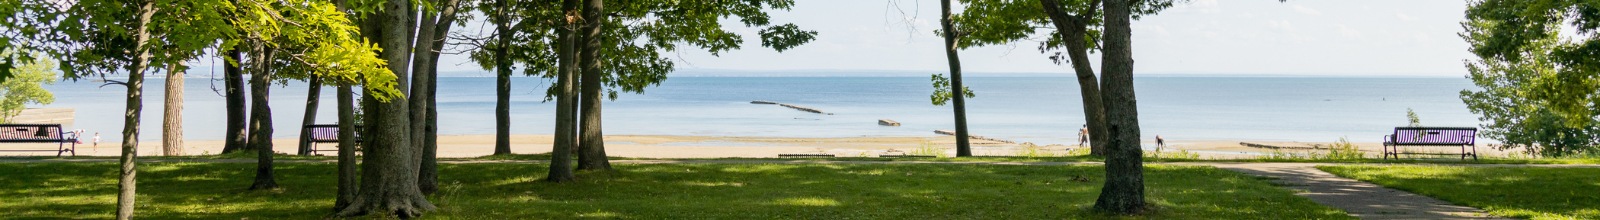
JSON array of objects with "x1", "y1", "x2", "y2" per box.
[
  {"x1": 92, "y1": 132, "x2": 100, "y2": 148},
  {"x1": 1078, "y1": 125, "x2": 1090, "y2": 147}
]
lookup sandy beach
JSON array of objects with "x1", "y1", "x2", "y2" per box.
[{"x1": 0, "y1": 134, "x2": 1520, "y2": 159}]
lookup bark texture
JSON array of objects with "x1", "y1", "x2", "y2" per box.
[
  {"x1": 1040, "y1": 0, "x2": 1110, "y2": 156},
  {"x1": 162, "y1": 61, "x2": 184, "y2": 156},
  {"x1": 547, "y1": 0, "x2": 580, "y2": 182},
  {"x1": 223, "y1": 46, "x2": 248, "y2": 153},
  {"x1": 297, "y1": 76, "x2": 322, "y2": 155},
  {"x1": 334, "y1": 85, "x2": 357, "y2": 211},
  {"x1": 576, "y1": 0, "x2": 612, "y2": 171},
  {"x1": 940, "y1": 0, "x2": 972, "y2": 157},
  {"x1": 1092, "y1": 0, "x2": 1146, "y2": 214},
  {"x1": 116, "y1": 2, "x2": 156, "y2": 219},
  {"x1": 248, "y1": 44, "x2": 279, "y2": 190},
  {"x1": 336, "y1": 0, "x2": 435, "y2": 216},
  {"x1": 492, "y1": 0, "x2": 512, "y2": 155},
  {"x1": 413, "y1": 0, "x2": 460, "y2": 194}
]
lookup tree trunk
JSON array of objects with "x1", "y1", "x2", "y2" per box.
[
  {"x1": 407, "y1": 11, "x2": 437, "y2": 196},
  {"x1": 1092, "y1": 0, "x2": 1146, "y2": 214},
  {"x1": 940, "y1": 0, "x2": 972, "y2": 157},
  {"x1": 576, "y1": 0, "x2": 611, "y2": 171},
  {"x1": 416, "y1": 0, "x2": 461, "y2": 194},
  {"x1": 1039, "y1": 0, "x2": 1110, "y2": 156},
  {"x1": 162, "y1": 61, "x2": 184, "y2": 156},
  {"x1": 334, "y1": 84, "x2": 357, "y2": 211},
  {"x1": 546, "y1": 0, "x2": 580, "y2": 182},
  {"x1": 492, "y1": 0, "x2": 512, "y2": 155},
  {"x1": 223, "y1": 46, "x2": 248, "y2": 153},
  {"x1": 336, "y1": 0, "x2": 435, "y2": 216},
  {"x1": 116, "y1": 2, "x2": 155, "y2": 219},
  {"x1": 298, "y1": 76, "x2": 323, "y2": 156},
  {"x1": 249, "y1": 44, "x2": 279, "y2": 190}
]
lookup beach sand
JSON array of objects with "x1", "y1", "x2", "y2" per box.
[{"x1": 0, "y1": 134, "x2": 1520, "y2": 159}]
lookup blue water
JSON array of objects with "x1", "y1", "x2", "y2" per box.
[{"x1": 41, "y1": 75, "x2": 1479, "y2": 145}]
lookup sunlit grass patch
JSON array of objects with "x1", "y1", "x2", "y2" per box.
[
  {"x1": 1320, "y1": 165, "x2": 1600, "y2": 220},
  {"x1": 0, "y1": 162, "x2": 1348, "y2": 219}
]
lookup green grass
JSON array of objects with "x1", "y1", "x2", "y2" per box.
[
  {"x1": 0, "y1": 162, "x2": 1349, "y2": 219},
  {"x1": 1319, "y1": 165, "x2": 1600, "y2": 220}
]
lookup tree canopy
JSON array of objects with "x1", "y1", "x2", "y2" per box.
[
  {"x1": 0, "y1": 53, "x2": 54, "y2": 122},
  {"x1": 1462, "y1": 0, "x2": 1600, "y2": 126}
]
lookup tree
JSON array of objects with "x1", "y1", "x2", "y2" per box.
[
  {"x1": 222, "y1": 46, "x2": 248, "y2": 153},
  {"x1": 569, "y1": 0, "x2": 819, "y2": 171},
  {"x1": 489, "y1": 0, "x2": 514, "y2": 156},
  {"x1": 161, "y1": 61, "x2": 183, "y2": 156},
  {"x1": 575, "y1": 0, "x2": 611, "y2": 171},
  {"x1": 550, "y1": 0, "x2": 579, "y2": 181},
  {"x1": 1460, "y1": 0, "x2": 1600, "y2": 157},
  {"x1": 336, "y1": 0, "x2": 445, "y2": 215},
  {"x1": 245, "y1": 42, "x2": 278, "y2": 190},
  {"x1": 1462, "y1": 0, "x2": 1600, "y2": 125},
  {"x1": 1092, "y1": 0, "x2": 1145, "y2": 213},
  {"x1": 938, "y1": 0, "x2": 975, "y2": 157},
  {"x1": 0, "y1": 54, "x2": 55, "y2": 122},
  {"x1": 955, "y1": 0, "x2": 1172, "y2": 156},
  {"x1": 409, "y1": 0, "x2": 462, "y2": 195},
  {"x1": 297, "y1": 76, "x2": 322, "y2": 155}
]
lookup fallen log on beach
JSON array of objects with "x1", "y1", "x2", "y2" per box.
[
  {"x1": 934, "y1": 130, "x2": 1015, "y2": 144},
  {"x1": 1239, "y1": 142, "x2": 1319, "y2": 150}
]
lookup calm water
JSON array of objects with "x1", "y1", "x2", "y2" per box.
[{"x1": 42, "y1": 75, "x2": 1479, "y2": 145}]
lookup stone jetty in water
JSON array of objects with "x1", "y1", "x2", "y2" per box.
[
  {"x1": 878, "y1": 119, "x2": 900, "y2": 126},
  {"x1": 751, "y1": 100, "x2": 833, "y2": 115},
  {"x1": 933, "y1": 130, "x2": 1015, "y2": 144}
]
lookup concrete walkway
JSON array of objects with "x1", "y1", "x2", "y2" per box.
[
  {"x1": 5, "y1": 158, "x2": 1595, "y2": 219},
  {"x1": 1205, "y1": 163, "x2": 1507, "y2": 219}
]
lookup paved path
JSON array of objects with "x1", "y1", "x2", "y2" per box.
[
  {"x1": 1206, "y1": 163, "x2": 1507, "y2": 220},
  {"x1": 5, "y1": 158, "x2": 1595, "y2": 219}
]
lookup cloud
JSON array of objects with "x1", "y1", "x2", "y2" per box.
[
  {"x1": 1292, "y1": 5, "x2": 1323, "y2": 16},
  {"x1": 1395, "y1": 13, "x2": 1417, "y2": 21},
  {"x1": 1267, "y1": 20, "x2": 1294, "y2": 32},
  {"x1": 1337, "y1": 24, "x2": 1363, "y2": 38}
]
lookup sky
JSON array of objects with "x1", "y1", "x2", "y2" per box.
[{"x1": 432, "y1": 0, "x2": 1476, "y2": 77}]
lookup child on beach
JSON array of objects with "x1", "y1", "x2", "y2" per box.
[{"x1": 93, "y1": 132, "x2": 100, "y2": 148}]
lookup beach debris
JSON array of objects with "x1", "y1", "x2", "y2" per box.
[
  {"x1": 1238, "y1": 142, "x2": 1319, "y2": 150},
  {"x1": 933, "y1": 129, "x2": 1016, "y2": 144},
  {"x1": 878, "y1": 119, "x2": 901, "y2": 126},
  {"x1": 751, "y1": 100, "x2": 833, "y2": 115}
]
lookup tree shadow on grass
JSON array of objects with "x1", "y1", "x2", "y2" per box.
[{"x1": 4, "y1": 162, "x2": 1350, "y2": 219}]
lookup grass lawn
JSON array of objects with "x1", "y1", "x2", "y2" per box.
[
  {"x1": 0, "y1": 162, "x2": 1349, "y2": 219},
  {"x1": 1320, "y1": 165, "x2": 1600, "y2": 220}
]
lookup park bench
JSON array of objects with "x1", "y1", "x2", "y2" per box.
[
  {"x1": 1383, "y1": 127, "x2": 1477, "y2": 160},
  {"x1": 302, "y1": 124, "x2": 361, "y2": 155},
  {"x1": 0, "y1": 124, "x2": 79, "y2": 157}
]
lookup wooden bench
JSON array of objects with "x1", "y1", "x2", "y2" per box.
[
  {"x1": 302, "y1": 124, "x2": 361, "y2": 155},
  {"x1": 0, "y1": 124, "x2": 78, "y2": 157},
  {"x1": 1383, "y1": 127, "x2": 1477, "y2": 160}
]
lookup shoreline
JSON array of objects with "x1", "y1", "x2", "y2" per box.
[{"x1": 0, "y1": 134, "x2": 1521, "y2": 159}]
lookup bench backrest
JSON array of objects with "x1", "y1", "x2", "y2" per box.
[
  {"x1": 304, "y1": 124, "x2": 361, "y2": 143},
  {"x1": 0, "y1": 124, "x2": 67, "y2": 142},
  {"x1": 1390, "y1": 127, "x2": 1476, "y2": 145}
]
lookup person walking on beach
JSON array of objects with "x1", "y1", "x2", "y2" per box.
[
  {"x1": 1078, "y1": 125, "x2": 1090, "y2": 147},
  {"x1": 92, "y1": 132, "x2": 100, "y2": 148},
  {"x1": 1155, "y1": 135, "x2": 1166, "y2": 151}
]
